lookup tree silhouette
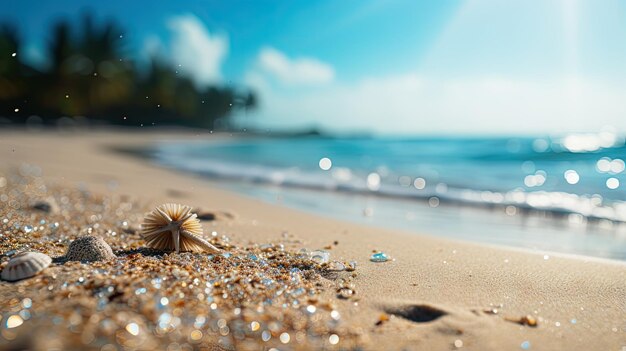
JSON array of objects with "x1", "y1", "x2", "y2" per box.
[
  {"x1": 0, "y1": 13, "x2": 256, "y2": 128},
  {"x1": 0, "y1": 25, "x2": 29, "y2": 112}
]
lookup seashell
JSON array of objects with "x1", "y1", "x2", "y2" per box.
[
  {"x1": 141, "y1": 203, "x2": 222, "y2": 253},
  {"x1": 65, "y1": 236, "x2": 116, "y2": 262},
  {"x1": 1, "y1": 252, "x2": 52, "y2": 282}
]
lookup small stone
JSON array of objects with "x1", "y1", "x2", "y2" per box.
[
  {"x1": 375, "y1": 313, "x2": 390, "y2": 326},
  {"x1": 259, "y1": 243, "x2": 274, "y2": 251},
  {"x1": 521, "y1": 315, "x2": 538, "y2": 327},
  {"x1": 32, "y1": 202, "x2": 50, "y2": 211},
  {"x1": 328, "y1": 261, "x2": 346, "y2": 271},
  {"x1": 31, "y1": 200, "x2": 58, "y2": 213},
  {"x1": 310, "y1": 250, "x2": 330, "y2": 264},
  {"x1": 370, "y1": 252, "x2": 389, "y2": 262},
  {"x1": 3, "y1": 250, "x2": 18, "y2": 257},
  {"x1": 505, "y1": 315, "x2": 538, "y2": 327},
  {"x1": 196, "y1": 212, "x2": 216, "y2": 221},
  {"x1": 6, "y1": 315, "x2": 24, "y2": 328},
  {"x1": 337, "y1": 288, "x2": 353, "y2": 299},
  {"x1": 122, "y1": 226, "x2": 138, "y2": 234}
]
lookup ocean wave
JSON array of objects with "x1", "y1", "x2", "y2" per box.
[{"x1": 152, "y1": 147, "x2": 626, "y2": 224}]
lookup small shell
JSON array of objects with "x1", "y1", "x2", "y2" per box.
[
  {"x1": 1, "y1": 252, "x2": 52, "y2": 282},
  {"x1": 65, "y1": 236, "x2": 116, "y2": 262},
  {"x1": 142, "y1": 203, "x2": 221, "y2": 253}
]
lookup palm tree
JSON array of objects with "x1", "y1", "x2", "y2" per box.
[
  {"x1": 0, "y1": 12, "x2": 256, "y2": 128},
  {"x1": 0, "y1": 25, "x2": 43, "y2": 119}
]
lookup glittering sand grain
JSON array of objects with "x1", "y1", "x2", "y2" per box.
[{"x1": 0, "y1": 174, "x2": 360, "y2": 350}]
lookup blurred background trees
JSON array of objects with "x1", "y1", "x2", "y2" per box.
[{"x1": 0, "y1": 13, "x2": 256, "y2": 129}]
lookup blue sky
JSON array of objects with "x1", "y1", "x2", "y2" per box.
[
  {"x1": 2, "y1": 1, "x2": 456, "y2": 81},
  {"x1": 3, "y1": 0, "x2": 626, "y2": 134}
]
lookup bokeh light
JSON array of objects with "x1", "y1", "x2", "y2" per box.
[{"x1": 319, "y1": 157, "x2": 332, "y2": 171}]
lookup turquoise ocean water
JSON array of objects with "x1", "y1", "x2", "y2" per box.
[{"x1": 149, "y1": 134, "x2": 626, "y2": 261}]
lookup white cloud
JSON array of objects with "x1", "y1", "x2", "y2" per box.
[
  {"x1": 238, "y1": 1, "x2": 626, "y2": 135},
  {"x1": 256, "y1": 47, "x2": 334, "y2": 85},
  {"x1": 167, "y1": 15, "x2": 228, "y2": 86},
  {"x1": 242, "y1": 73, "x2": 626, "y2": 135}
]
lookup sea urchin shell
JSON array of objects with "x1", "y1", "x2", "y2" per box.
[
  {"x1": 1, "y1": 252, "x2": 52, "y2": 282},
  {"x1": 141, "y1": 203, "x2": 221, "y2": 253},
  {"x1": 65, "y1": 236, "x2": 116, "y2": 262}
]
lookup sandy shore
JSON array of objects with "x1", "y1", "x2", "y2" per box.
[{"x1": 1, "y1": 128, "x2": 625, "y2": 350}]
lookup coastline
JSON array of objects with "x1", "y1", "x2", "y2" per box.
[{"x1": 1, "y1": 128, "x2": 625, "y2": 350}]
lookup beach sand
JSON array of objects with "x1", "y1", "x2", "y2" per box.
[{"x1": 0, "y1": 129, "x2": 625, "y2": 350}]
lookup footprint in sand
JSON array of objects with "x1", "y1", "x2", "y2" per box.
[
  {"x1": 377, "y1": 301, "x2": 496, "y2": 331},
  {"x1": 379, "y1": 301, "x2": 538, "y2": 335},
  {"x1": 383, "y1": 302, "x2": 448, "y2": 323}
]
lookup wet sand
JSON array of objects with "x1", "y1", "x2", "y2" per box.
[{"x1": 0, "y1": 128, "x2": 625, "y2": 350}]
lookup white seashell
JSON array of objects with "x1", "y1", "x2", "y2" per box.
[
  {"x1": 141, "y1": 203, "x2": 222, "y2": 253},
  {"x1": 1, "y1": 252, "x2": 52, "y2": 282}
]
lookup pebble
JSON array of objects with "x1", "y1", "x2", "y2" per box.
[
  {"x1": 370, "y1": 252, "x2": 389, "y2": 262},
  {"x1": 310, "y1": 250, "x2": 330, "y2": 264},
  {"x1": 328, "y1": 261, "x2": 346, "y2": 271}
]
